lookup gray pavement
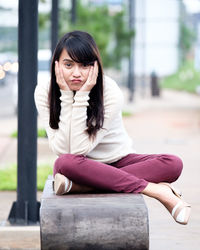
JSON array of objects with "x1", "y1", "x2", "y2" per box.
[{"x1": 0, "y1": 89, "x2": 200, "y2": 249}]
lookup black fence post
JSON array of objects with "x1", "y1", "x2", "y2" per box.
[
  {"x1": 71, "y1": 0, "x2": 77, "y2": 24},
  {"x1": 150, "y1": 71, "x2": 160, "y2": 97},
  {"x1": 51, "y1": 0, "x2": 59, "y2": 55},
  {"x1": 128, "y1": 0, "x2": 135, "y2": 102},
  {"x1": 8, "y1": 0, "x2": 40, "y2": 225}
]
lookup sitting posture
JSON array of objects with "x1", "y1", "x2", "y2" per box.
[{"x1": 34, "y1": 30, "x2": 191, "y2": 225}]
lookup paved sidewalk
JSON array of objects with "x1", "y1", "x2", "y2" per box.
[
  {"x1": 123, "y1": 90, "x2": 200, "y2": 250},
  {"x1": 0, "y1": 89, "x2": 200, "y2": 249}
]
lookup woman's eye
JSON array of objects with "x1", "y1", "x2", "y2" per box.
[
  {"x1": 82, "y1": 63, "x2": 90, "y2": 68},
  {"x1": 65, "y1": 63, "x2": 72, "y2": 68}
]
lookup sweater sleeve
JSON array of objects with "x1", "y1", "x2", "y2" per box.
[
  {"x1": 70, "y1": 81, "x2": 123, "y2": 155},
  {"x1": 34, "y1": 83, "x2": 74, "y2": 155}
]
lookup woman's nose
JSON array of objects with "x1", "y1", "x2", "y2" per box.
[{"x1": 72, "y1": 65, "x2": 81, "y2": 77}]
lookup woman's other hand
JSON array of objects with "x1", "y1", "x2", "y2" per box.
[
  {"x1": 55, "y1": 61, "x2": 70, "y2": 91},
  {"x1": 79, "y1": 61, "x2": 98, "y2": 92}
]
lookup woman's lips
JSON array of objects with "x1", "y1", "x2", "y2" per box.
[{"x1": 71, "y1": 79, "x2": 82, "y2": 83}]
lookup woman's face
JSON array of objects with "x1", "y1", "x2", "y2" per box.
[{"x1": 58, "y1": 48, "x2": 91, "y2": 91}]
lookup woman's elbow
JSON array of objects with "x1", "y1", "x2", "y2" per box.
[
  {"x1": 49, "y1": 143, "x2": 69, "y2": 156},
  {"x1": 70, "y1": 146, "x2": 89, "y2": 156}
]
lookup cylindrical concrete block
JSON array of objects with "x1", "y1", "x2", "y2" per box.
[{"x1": 40, "y1": 178, "x2": 149, "y2": 250}]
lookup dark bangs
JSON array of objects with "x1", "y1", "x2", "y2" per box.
[
  {"x1": 49, "y1": 30, "x2": 104, "y2": 138},
  {"x1": 65, "y1": 36, "x2": 97, "y2": 65}
]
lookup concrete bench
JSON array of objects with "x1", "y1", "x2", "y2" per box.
[{"x1": 40, "y1": 176, "x2": 149, "y2": 250}]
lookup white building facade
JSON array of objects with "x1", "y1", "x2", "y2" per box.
[{"x1": 134, "y1": 0, "x2": 180, "y2": 77}]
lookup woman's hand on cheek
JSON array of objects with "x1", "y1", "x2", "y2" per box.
[
  {"x1": 79, "y1": 61, "x2": 98, "y2": 92},
  {"x1": 55, "y1": 61, "x2": 70, "y2": 91}
]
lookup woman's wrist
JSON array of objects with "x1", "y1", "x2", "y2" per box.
[
  {"x1": 75, "y1": 90, "x2": 90, "y2": 96},
  {"x1": 73, "y1": 91, "x2": 90, "y2": 106},
  {"x1": 60, "y1": 89, "x2": 74, "y2": 100}
]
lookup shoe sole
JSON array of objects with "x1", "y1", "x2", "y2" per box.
[
  {"x1": 160, "y1": 182, "x2": 191, "y2": 225},
  {"x1": 54, "y1": 173, "x2": 66, "y2": 195},
  {"x1": 173, "y1": 202, "x2": 191, "y2": 225}
]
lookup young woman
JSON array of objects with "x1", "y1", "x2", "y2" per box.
[{"x1": 34, "y1": 30, "x2": 191, "y2": 225}]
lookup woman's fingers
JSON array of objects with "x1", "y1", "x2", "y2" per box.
[
  {"x1": 93, "y1": 61, "x2": 99, "y2": 79},
  {"x1": 87, "y1": 64, "x2": 95, "y2": 83},
  {"x1": 79, "y1": 61, "x2": 99, "y2": 92},
  {"x1": 55, "y1": 61, "x2": 62, "y2": 85},
  {"x1": 90, "y1": 61, "x2": 99, "y2": 86},
  {"x1": 55, "y1": 61, "x2": 59, "y2": 82},
  {"x1": 55, "y1": 61, "x2": 70, "y2": 91},
  {"x1": 88, "y1": 61, "x2": 98, "y2": 83}
]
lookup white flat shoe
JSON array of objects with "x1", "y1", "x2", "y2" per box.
[
  {"x1": 171, "y1": 200, "x2": 191, "y2": 225},
  {"x1": 54, "y1": 173, "x2": 72, "y2": 195},
  {"x1": 160, "y1": 182, "x2": 191, "y2": 225}
]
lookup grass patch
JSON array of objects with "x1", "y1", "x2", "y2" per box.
[
  {"x1": 11, "y1": 128, "x2": 47, "y2": 138},
  {"x1": 0, "y1": 165, "x2": 17, "y2": 190},
  {"x1": 37, "y1": 164, "x2": 53, "y2": 190},
  {"x1": 122, "y1": 111, "x2": 132, "y2": 117},
  {"x1": 161, "y1": 60, "x2": 200, "y2": 93},
  {"x1": 0, "y1": 164, "x2": 53, "y2": 191}
]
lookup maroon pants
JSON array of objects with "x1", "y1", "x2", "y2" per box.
[{"x1": 53, "y1": 153, "x2": 183, "y2": 193}]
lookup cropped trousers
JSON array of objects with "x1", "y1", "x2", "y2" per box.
[{"x1": 53, "y1": 153, "x2": 183, "y2": 193}]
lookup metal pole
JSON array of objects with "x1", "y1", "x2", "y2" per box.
[
  {"x1": 71, "y1": 0, "x2": 77, "y2": 24},
  {"x1": 8, "y1": 0, "x2": 40, "y2": 225},
  {"x1": 51, "y1": 0, "x2": 59, "y2": 55},
  {"x1": 140, "y1": 0, "x2": 146, "y2": 97},
  {"x1": 128, "y1": 0, "x2": 135, "y2": 102}
]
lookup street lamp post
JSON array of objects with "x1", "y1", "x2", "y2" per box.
[
  {"x1": 128, "y1": 0, "x2": 135, "y2": 102},
  {"x1": 71, "y1": 0, "x2": 77, "y2": 24},
  {"x1": 8, "y1": 0, "x2": 40, "y2": 225},
  {"x1": 51, "y1": 0, "x2": 59, "y2": 55}
]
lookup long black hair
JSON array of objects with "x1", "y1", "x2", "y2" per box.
[{"x1": 48, "y1": 30, "x2": 104, "y2": 138}]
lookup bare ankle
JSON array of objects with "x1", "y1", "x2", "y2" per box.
[
  {"x1": 141, "y1": 182, "x2": 161, "y2": 199},
  {"x1": 70, "y1": 182, "x2": 95, "y2": 193}
]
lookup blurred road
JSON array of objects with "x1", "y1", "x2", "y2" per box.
[
  {"x1": 0, "y1": 80, "x2": 16, "y2": 118},
  {"x1": 0, "y1": 88, "x2": 200, "y2": 249}
]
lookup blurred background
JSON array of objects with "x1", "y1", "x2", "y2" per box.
[
  {"x1": 0, "y1": 0, "x2": 200, "y2": 117},
  {"x1": 0, "y1": 1, "x2": 200, "y2": 249}
]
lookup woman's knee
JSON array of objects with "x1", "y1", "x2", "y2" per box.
[
  {"x1": 53, "y1": 153, "x2": 81, "y2": 176},
  {"x1": 163, "y1": 154, "x2": 183, "y2": 181}
]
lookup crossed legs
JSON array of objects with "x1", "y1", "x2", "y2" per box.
[
  {"x1": 53, "y1": 153, "x2": 183, "y2": 193},
  {"x1": 53, "y1": 153, "x2": 191, "y2": 224}
]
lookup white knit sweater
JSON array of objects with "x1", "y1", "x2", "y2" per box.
[{"x1": 34, "y1": 75, "x2": 135, "y2": 163}]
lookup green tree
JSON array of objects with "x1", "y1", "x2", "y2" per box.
[
  {"x1": 60, "y1": 1, "x2": 134, "y2": 69},
  {"x1": 111, "y1": 11, "x2": 135, "y2": 69},
  {"x1": 39, "y1": 12, "x2": 50, "y2": 30},
  {"x1": 179, "y1": 22, "x2": 196, "y2": 66}
]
